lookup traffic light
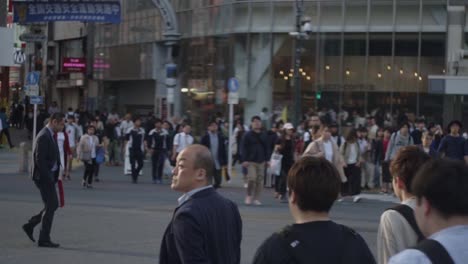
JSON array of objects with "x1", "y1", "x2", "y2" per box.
[{"x1": 316, "y1": 90, "x2": 322, "y2": 100}]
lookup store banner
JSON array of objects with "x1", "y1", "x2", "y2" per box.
[
  {"x1": 13, "y1": 1, "x2": 121, "y2": 23},
  {"x1": 63, "y1": 57, "x2": 86, "y2": 73}
]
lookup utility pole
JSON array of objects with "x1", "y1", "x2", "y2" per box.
[
  {"x1": 292, "y1": 0, "x2": 303, "y2": 126},
  {"x1": 0, "y1": 0, "x2": 9, "y2": 103}
]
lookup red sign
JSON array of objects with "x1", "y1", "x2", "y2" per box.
[{"x1": 62, "y1": 57, "x2": 86, "y2": 73}]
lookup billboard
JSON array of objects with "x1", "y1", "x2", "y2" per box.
[{"x1": 13, "y1": 1, "x2": 121, "y2": 23}]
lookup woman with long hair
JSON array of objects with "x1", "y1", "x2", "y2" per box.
[{"x1": 340, "y1": 129, "x2": 362, "y2": 200}]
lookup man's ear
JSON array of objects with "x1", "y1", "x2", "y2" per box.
[
  {"x1": 395, "y1": 176, "x2": 404, "y2": 189},
  {"x1": 422, "y1": 197, "x2": 432, "y2": 217},
  {"x1": 290, "y1": 190, "x2": 297, "y2": 204},
  {"x1": 195, "y1": 168, "x2": 207, "y2": 181}
]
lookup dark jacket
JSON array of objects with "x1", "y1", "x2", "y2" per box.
[
  {"x1": 32, "y1": 127, "x2": 61, "y2": 182},
  {"x1": 159, "y1": 188, "x2": 242, "y2": 264},
  {"x1": 417, "y1": 144, "x2": 438, "y2": 159},
  {"x1": 266, "y1": 130, "x2": 279, "y2": 156},
  {"x1": 411, "y1": 129, "x2": 423, "y2": 145},
  {"x1": 241, "y1": 130, "x2": 270, "y2": 163},
  {"x1": 0, "y1": 112, "x2": 9, "y2": 129},
  {"x1": 201, "y1": 132, "x2": 227, "y2": 166},
  {"x1": 148, "y1": 129, "x2": 172, "y2": 152},
  {"x1": 371, "y1": 138, "x2": 384, "y2": 163}
]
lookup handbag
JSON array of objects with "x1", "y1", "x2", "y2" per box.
[
  {"x1": 96, "y1": 146, "x2": 105, "y2": 164},
  {"x1": 270, "y1": 153, "x2": 283, "y2": 176},
  {"x1": 79, "y1": 150, "x2": 91, "y2": 162},
  {"x1": 163, "y1": 158, "x2": 174, "y2": 176}
]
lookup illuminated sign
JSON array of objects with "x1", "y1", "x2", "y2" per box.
[
  {"x1": 13, "y1": 1, "x2": 121, "y2": 23},
  {"x1": 62, "y1": 57, "x2": 86, "y2": 73}
]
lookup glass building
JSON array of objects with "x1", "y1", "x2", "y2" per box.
[{"x1": 92, "y1": 0, "x2": 468, "y2": 131}]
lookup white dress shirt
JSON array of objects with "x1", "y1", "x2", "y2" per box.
[
  {"x1": 174, "y1": 132, "x2": 194, "y2": 153},
  {"x1": 323, "y1": 140, "x2": 333, "y2": 162}
]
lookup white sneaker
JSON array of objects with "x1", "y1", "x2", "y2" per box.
[
  {"x1": 353, "y1": 196, "x2": 361, "y2": 203},
  {"x1": 244, "y1": 196, "x2": 252, "y2": 205},
  {"x1": 253, "y1": 200, "x2": 262, "y2": 206}
]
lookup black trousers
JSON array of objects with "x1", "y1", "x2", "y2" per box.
[
  {"x1": 151, "y1": 151, "x2": 167, "y2": 181},
  {"x1": 213, "y1": 169, "x2": 222, "y2": 188},
  {"x1": 0, "y1": 127, "x2": 14, "y2": 147},
  {"x1": 222, "y1": 166, "x2": 230, "y2": 182},
  {"x1": 130, "y1": 149, "x2": 144, "y2": 183},
  {"x1": 83, "y1": 158, "x2": 96, "y2": 185},
  {"x1": 344, "y1": 163, "x2": 362, "y2": 196},
  {"x1": 28, "y1": 173, "x2": 59, "y2": 242},
  {"x1": 275, "y1": 163, "x2": 291, "y2": 196}
]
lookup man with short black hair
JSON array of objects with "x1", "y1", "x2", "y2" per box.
[
  {"x1": 437, "y1": 120, "x2": 466, "y2": 161},
  {"x1": 253, "y1": 157, "x2": 375, "y2": 264},
  {"x1": 389, "y1": 159, "x2": 468, "y2": 264},
  {"x1": 377, "y1": 146, "x2": 431, "y2": 264},
  {"x1": 125, "y1": 116, "x2": 146, "y2": 183},
  {"x1": 201, "y1": 121, "x2": 227, "y2": 188},
  {"x1": 160, "y1": 145, "x2": 242, "y2": 264},
  {"x1": 148, "y1": 118, "x2": 170, "y2": 184},
  {"x1": 411, "y1": 119, "x2": 426, "y2": 145},
  {"x1": 241, "y1": 116, "x2": 270, "y2": 205},
  {"x1": 22, "y1": 113, "x2": 65, "y2": 248},
  {"x1": 419, "y1": 131, "x2": 438, "y2": 158}
]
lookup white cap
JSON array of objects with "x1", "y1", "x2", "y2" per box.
[{"x1": 283, "y1": 123, "x2": 294, "y2": 130}]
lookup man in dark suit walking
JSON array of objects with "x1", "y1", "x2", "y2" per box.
[
  {"x1": 159, "y1": 144, "x2": 242, "y2": 264},
  {"x1": 201, "y1": 120, "x2": 228, "y2": 188},
  {"x1": 22, "y1": 113, "x2": 65, "y2": 248}
]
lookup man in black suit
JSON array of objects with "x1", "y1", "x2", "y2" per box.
[
  {"x1": 159, "y1": 144, "x2": 242, "y2": 264},
  {"x1": 201, "y1": 121, "x2": 227, "y2": 188},
  {"x1": 22, "y1": 113, "x2": 65, "y2": 248}
]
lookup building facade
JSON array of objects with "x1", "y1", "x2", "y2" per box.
[{"x1": 88, "y1": 0, "x2": 468, "y2": 129}]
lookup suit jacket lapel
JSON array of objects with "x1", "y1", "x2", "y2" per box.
[{"x1": 48, "y1": 128, "x2": 61, "y2": 167}]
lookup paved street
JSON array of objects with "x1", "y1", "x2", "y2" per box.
[{"x1": 0, "y1": 148, "x2": 397, "y2": 264}]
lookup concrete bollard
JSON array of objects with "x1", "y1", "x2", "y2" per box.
[{"x1": 18, "y1": 142, "x2": 32, "y2": 174}]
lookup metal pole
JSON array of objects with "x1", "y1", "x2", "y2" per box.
[
  {"x1": 293, "y1": 0, "x2": 303, "y2": 126},
  {"x1": 390, "y1": 0, "x2": 396, "y2": 116},
  {"x1": 416, "y1": 0, "x2": 423, "y2": 117},
  {"x1": 31, "y1": 103, "x2": 37, "y2": 175},
  {"x1": 227, "y1": 102, "x2": 234, "y2": 177},
  {"x1": 338, "y1": 0, "x2": 345, "y2": 130}
]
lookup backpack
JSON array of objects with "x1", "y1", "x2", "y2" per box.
[
  {"x1": 412, "y1": 239, "x2": 454, "y2": 264},
  {"x1": 386, "y1": 204, "x2": 425, "y2": 242}
]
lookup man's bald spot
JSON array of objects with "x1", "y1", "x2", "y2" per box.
[{"x1": 183, "y1": 144, "x2": 214, "y2": 183}]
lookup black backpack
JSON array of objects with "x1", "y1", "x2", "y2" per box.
[
  {"x1": 387, "y1": 205, "x2": 455, "y2": 264},
  {"x1": 413, "y1": 239, "x2": 455, "y2": 264}
]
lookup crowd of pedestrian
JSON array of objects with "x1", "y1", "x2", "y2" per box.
[{"x1": 12, "y1": 104, "x2": 468, "y2": 263}]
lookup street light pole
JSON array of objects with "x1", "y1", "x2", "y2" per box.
[{"x1": 292, "y1": 0, "x2": 303, "y2": 126}]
